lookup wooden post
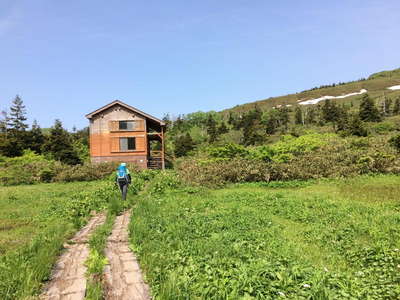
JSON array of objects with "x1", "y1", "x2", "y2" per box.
[{"x1": 161, "y1": 126, "x2": 165, "y2": 170}]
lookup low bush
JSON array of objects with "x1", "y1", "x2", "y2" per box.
[
  {"x1": 178, "y1": 136, "x2": 400, "y2": 186},
  {"x1": 178, "y1": 158, "x2": 271, "y2": 187},
  {"x1": 0, "y1": 151, "x2": 126, "y2": 186}
]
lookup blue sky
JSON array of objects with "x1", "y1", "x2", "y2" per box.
[{"x1": 0, "y1": 0, "x2": 399, "y2": 129}]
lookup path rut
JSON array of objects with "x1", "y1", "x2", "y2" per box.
[
  {"x1": 104, "y1": 210, "x2": 151, "y2": 300},
  {"x1": 40, "y1": 213, "x2": 106, "y2": 300}
]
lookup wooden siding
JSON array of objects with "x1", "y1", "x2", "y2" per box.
[
  {"x1": 89, "y1": 104, "x2": 148, "y2": 158},
  {"x1": 87, "y1": 101, "x2": 165, "y2": 169}
]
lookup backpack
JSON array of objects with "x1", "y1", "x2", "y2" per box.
[{"x1": 117, "y1": 166, "x2": 128, "y2": 183}]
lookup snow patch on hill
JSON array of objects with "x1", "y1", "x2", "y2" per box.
[
  {"x1": 299, "y1": 89, "x2": 368, "y2": 105},
  {"x1": 387, "y1": 85, "x2": 400, "y2": 90}
]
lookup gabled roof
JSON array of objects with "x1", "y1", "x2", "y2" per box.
[{"x1": 85, "y1": 100, "x2": 165, "y2": 126}]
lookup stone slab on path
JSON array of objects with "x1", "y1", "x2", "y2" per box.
[
  {"x1": 40, "y1": 213, "x2": 106, "y2": 300},
  {"x1": 104, "y1": 210, "x2": 151, "y2": 300}
]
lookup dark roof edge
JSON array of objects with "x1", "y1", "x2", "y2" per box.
[{"x1": 85, "y1": 100, "x2": 165, "y2": 126}]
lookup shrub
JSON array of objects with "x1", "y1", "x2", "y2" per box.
[
  {"x1": 389, "y1": 134, "x2": 400, "y2": 152},
  {"x1": 178, "y1": 158, "x2": 271, "y2": 187}
]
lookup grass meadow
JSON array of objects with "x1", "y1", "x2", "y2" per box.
[
  {"x1": 0, "y1": 180, "x2": 116, "y2": 299},
  {"x1": 0, "y1": 181, "x2": 102, "y2": 254},
  {"x1": 130, "y1": 175, "x2": 400, "y2": 299}
]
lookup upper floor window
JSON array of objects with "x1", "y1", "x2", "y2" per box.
[{"x1": 119, "y1": 121, "x2": 136, "y2": 131}]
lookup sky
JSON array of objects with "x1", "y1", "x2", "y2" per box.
[{"x1": 0, "y1": 0, "x2": 399, "y2": 130}]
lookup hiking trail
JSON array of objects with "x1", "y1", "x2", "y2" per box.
[
  {"x1": 40, "y1": 213, "x2": 106, "y2": 300},
  {"x1": 104, "y1": 210, "x2": 151, "y2": 300}
]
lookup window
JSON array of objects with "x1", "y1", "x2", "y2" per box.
[
  {"x1": 119, "y1": 121, "x2": 136, "y2": 131},
  {"x1": 120, "y1": 137, "x2": 136, "y2": 151}
]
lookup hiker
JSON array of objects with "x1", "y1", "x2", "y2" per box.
[{"x1": 116, "y1": 162, "x2": 131, "y2": 200}]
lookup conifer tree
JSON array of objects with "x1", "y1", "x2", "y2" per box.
[
  {"x1": 42, "y1": 119, "x2": 81, "y2": 165},
  {"x1": 278, "y1": 108, "x2": 290, "y2": 131},
  {"x1": 359, "y1": 94, "x2": 381, "y2": 122},
  {"x1": 393, "y1": 97, "x2": 400, "y2": 115},
  {"x1": 347, "y1": 114, "x2": 368, "y2": 137},
  {"x1": 174, "y1": 133, "x2": 194, "y2": 157},
  {"x1": 227, "y1": 112, "x2": 236, "y2": 127},
  {"x1": 217, "y1": 122, "x2": 229, "y2": 135},
  {"x1": 294, "y1": 106, "x2": 303, "y2": 125},
  {"x1": 206, "y1": 115, "x2": 218, "y2": 143},
  {"x1": 26, "y1": 120, "x2": 45, "y2": 154},
  {"x1": 305, "y1": 107, "x2": 316, "y2": 124},
  {"x1": 8, "y1": 95, "x2": 28, "y2": 131},
  {"x1": 0, "y1": 111, "x2": 8, "y2": 133}
]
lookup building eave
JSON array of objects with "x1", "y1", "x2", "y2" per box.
[{"x1": 85, "y1": 100, "x2": 165, "y2": 126}]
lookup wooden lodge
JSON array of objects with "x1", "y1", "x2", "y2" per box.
[{"x1": 85, "y1": 100, "x2": 165, "y2": 169}]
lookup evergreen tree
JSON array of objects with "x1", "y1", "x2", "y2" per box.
[
  {"x1": 162, "y1": 113, "x2": 172, "y2": 129},
  {"x1": 294, "y1": 106, "x2": 303, "y2": 125},
  {"x1": 345, "y1": 114, "x2": 368, "y2": 137},
  {"x1": 26, "y1": 120, "x2": 45, "y2": 154},
  {"x1": 8, "y1": 95, "x2": 28, "y2": 131},
  {"x1": 359, "y1": 94, "x2": 381, "y2": 122},
  {"x1": 227, "y1": 112, "x2": 236, "y2": 127},
  {"x1": 174, "y1": 133, "x2": 194, "y2": 157},
  {"x1": 217, "y1": 122, "x2": 229, "y2": 135},
  {"x1": 0, "y1": 111, "x2": 8, "y2": 133},
  {"x1": 241, "y1": 109, "x2": 264, "y2": 145},
  {"x1": 278, "y1": 107, "x2": 290, "y2": 131},
  {"x1": 389, "y1": 134, "x2": 400, "y2": 152},
  {"x1": 393, "y1": 97, "x2": 400, "y2": 115},
  {"x1": 206, "y1": 115, "x2": 218, "y2": 143},
  {"x1": 379, "y1": 96, "x2": 392, "y2": 116},
  {"x1": 42, "y1": 119, "x2": 81, "y2": 165},
  {"x1": 305, "y1": 107, "x2": 316, "y2": 124},
  {"x1": 322, "y1": 100, "x2": 340, "y2": 123}
]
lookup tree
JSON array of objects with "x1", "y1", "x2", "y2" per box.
[
  {"x1": 206, "y1": 115, "x2": 218, "y2": 143},
  {"x1": 217, "y1": 122, "x2": 229, "y2": 135},
  {"x1": 294, "y1": 106, "x2": 303, "y2": 125},
  {"x1": 174, "y1": 133, "x2": 194, "y2": 157},
  {"x1": 393, "y1": 97, "x2": 400, "y2": 115},
  {"x1": 0, "y1": 111, "x2": 8, "y2": 133},
  {"x1": 278, "y1": 107, "x2": 290, "y2": 131},
  {"x1": 305, "y1": 107, "x2": 316, "y2": 125},
  {"x1": 227, "y1": 112, "x2": 236, "y2": 127},
  {"x1": 241, "y1": 108, "x2": 264, "y2": 146},
  {"x1": 346, "y1": 114, "x2": 368, "y2": 137},
  {"x1": 379, "y1": 95, "x2": 392, "y2": 116},
  {"x1": 42, "y1": 119, "x2": 81, "y2": 165},
  {"x1": 26, "y1": 120, "x2": 46, "y2": 154},
  {"x1": 359, "y1": 94, "x2": 381, "y2": 122},
  {"x1": 322, "y1": 99, "x2": 340, "y2": 123},
  {"x1": 8, "y1": 95, "x2": 28, "y2": 131},
  {"x1": 389, "y1": 134, "x2": 400, "y2": 152}
]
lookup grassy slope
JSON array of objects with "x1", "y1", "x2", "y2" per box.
[
  {"x1": 222, "y1": 68, "x2": 400, "y2": 115},
  {"x1": 130, "y1": 175, "x2": 400, "y2": 299},
  {"x1": 0, "y1": 181, "x2": 102, "y2": 255}
]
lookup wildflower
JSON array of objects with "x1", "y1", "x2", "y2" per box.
[{"x1": 303, "y1": 283, "x2": 311, "y2": 288}]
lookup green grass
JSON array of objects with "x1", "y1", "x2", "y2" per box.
[
  {"x1": 0, "y1": 181, "x2": 103, "y2": 254},
  {"x1": 130, "y1": 175, "x2": 400, "y2": 299},
  {"x1": 85, "y1": 212, "x2": 116, "y2": 300},
  {"x1": 0, "y1": 180, "x2": 117, "y2": 300}
]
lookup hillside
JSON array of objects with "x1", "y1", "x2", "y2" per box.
[{"x1": 222, "y1": 67, "x2": 400, "y2": 115}]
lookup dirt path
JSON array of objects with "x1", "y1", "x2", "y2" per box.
[
  {"x1": 104, "y1": 210, "x2": 151, "y2": 300},
  {"x1": 40, "y1": 213, "x2": 106, "y2": 300}
]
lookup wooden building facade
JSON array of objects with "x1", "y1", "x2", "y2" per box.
[{"x1": 85, "y1": 100, "x2": 165, "y2": 169}]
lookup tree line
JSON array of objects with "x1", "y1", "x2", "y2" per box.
[
  {"x1": 167, "y1": 93, "x2": 400, "y2": 157},
  {"x1": 0, "y1": 95, "x2": 88, "y2": 164}
]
